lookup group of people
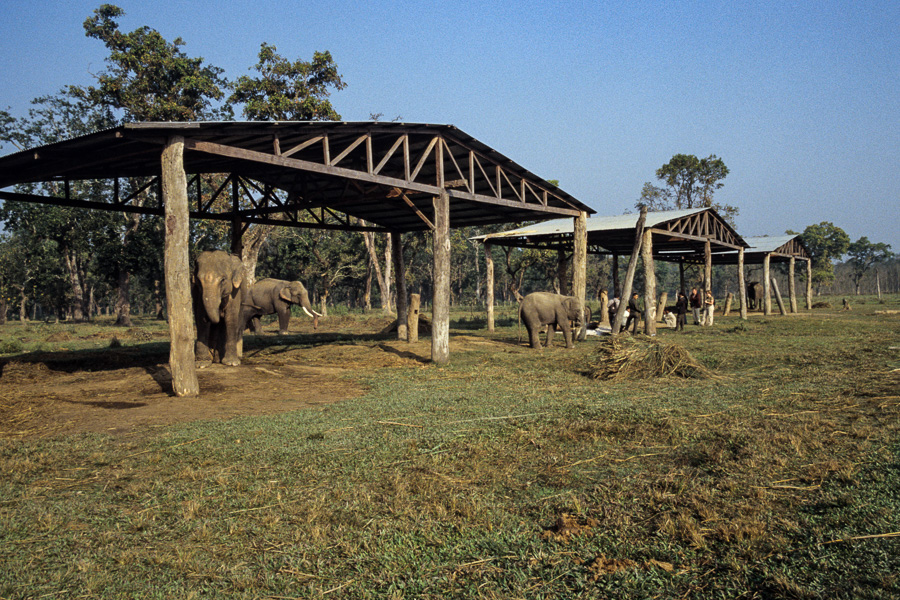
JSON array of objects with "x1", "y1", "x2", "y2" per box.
[{"x1": 607, "y1": 286, "x2": 715, "y2": 334}]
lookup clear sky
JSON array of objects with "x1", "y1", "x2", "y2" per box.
[{"x1": 1, "y1": 0, "x2": 898, "y2": 251}]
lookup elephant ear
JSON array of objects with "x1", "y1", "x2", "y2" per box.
[
  {"x1": 229, "y1": 256, "x2": 244, "y2": 289},
  {"x1": 279, "y1": 286, "x2": 293, "y2": 303}
]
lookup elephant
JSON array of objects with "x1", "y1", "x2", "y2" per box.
[
  {"x1": 519, "y1": 292, "x2": 587, "y2": 349},
  {"x1": 193, "y1": 250, "x2": 248, "y2": 366},
  {"x1": 243, "y1": 278, "x2": 322, "y2": 335},
  {"x1": 747, "y1": 281, "x2": 764, "y2": 311}
]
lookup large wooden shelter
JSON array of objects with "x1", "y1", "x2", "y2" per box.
[
  {"x1": 0, "y1": 121, "x2": 595, "y2": 395},
  {"x1": 713, "y1": 235, "x2": 813, "y2": 314},
  {"x1": 474, "y1": 208, "x2": 751, "y2": 327}
]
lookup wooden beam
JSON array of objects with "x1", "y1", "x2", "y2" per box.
[
  {"x1": 642, "y1": 228, "x2": 657, "y2": 335},
  {"x1": 485, "y1": 242, "x2": 495, "y2": 332},
  {"x1": 432, "y1": 189, "x2": 450, "y2": 364},
  {"x1": 738, "y1": 247, "x2": 748, "y2": 320},
  {"x1": 789, "y1": 256, "x2": 798, "y2": 313},
  {"x1": 161, "y1": 136, "x2": 199, "y2": 397},
  {"x1": 573, "y1": 211, "x2": 588, "y2": 341},
  {"x1": 763, "y1": 253, "x2": 772, "y2": 316}
]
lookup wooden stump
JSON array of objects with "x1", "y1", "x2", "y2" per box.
[
  {"x1": 408, "y1": 294, "x2": 420, "y2": 343},
  {"x1": 724, "y1": 292, "x2": 733, "y2": 316}
]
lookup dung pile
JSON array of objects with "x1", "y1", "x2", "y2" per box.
[{"x1": 587, "y1": 335, "x2": 713, "y2": 380}]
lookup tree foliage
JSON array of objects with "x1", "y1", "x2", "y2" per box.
[
  {"x1": 794, "y1": 222, "x2": 851, "y2": 291},
  {"x1": 846, "y1": 237, "x2": 893, "y2": 294},
  {"x1": 638, "y1": 154, "x2": 737, "y2": 225},
  {"x1": 229, "y1": 43, "x2": 345, "y2": 121}
]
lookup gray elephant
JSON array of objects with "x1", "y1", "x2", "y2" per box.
[
  {"x1": 243, "y1": 278, "x2": 322, "y2": 334},
  {"x1": 747, "y1": 281, "x2": 764, "y2": 310},
  {"x1": 519, "y1": 292, "x2": 586, "y2": 349},
  {"x1": 193, "y1": 250, "x2": 248, "y2": 366}
]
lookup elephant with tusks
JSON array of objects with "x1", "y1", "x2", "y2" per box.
[{"x1": 242, "y1": 278, "x2": 322, "y2": 335}]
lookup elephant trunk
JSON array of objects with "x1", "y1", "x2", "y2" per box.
[{"x1": 203, "y1": 293, "x2": 222, "y2": 324}]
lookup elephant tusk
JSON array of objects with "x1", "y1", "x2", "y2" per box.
[{"x1": 302, "y1": 306, "x2": 323, "y2": 318}]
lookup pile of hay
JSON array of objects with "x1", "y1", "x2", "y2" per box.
[{"x1": 587, "y1": 336, "x2": 713, "y2": 380}]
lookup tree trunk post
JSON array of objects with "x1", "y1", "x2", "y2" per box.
[
  {"x1": 771, "y1": 277, "x2": 787, "y2": 315},
  {"x1": 738, "y1": 247, "x2": 748, "y2": 320},
  {"x1": 408, "y1": 293, "x2": 420, "y2": 343},
  {"x1": 431, "y1": 187, "x2": 450, "y2": 364},
  {"x1": 788, "y1": 257, "x2": 798, "y2": 313},
  {"x1": 392, "y1": 232, "x2": 408, "y2": 341},
  {"x1": 599, "y1": 289, "x2": 609, "y2": 326},
  {"x1": 642, "y1": 227, "x2": 657, "y2": 335},
  {"x1": 703, "y1": 239, "x2": 712, "y2": 296},
  {"x1": 573, "y1": 211, "x2": 588, "y2": 341},
  {"x1": 763, "y1": 254, "x2": 772, "y2": 316},
  {"x1": 656, "y1": 292, "x2": 668, "y2": 323},
  {"x1": 161, "y1": 136, "x2": 199, "y2": 397},
  {"x1": 724, "y1": 292, "x2": 733, "y2": 316},
  {"x1": 805, "y1": 259, "x2": 813, "y2": 309},
  {"x1": 485, "y1": 242, "x2": 495, "y2": 333},
  {"x1": 613, "y1": 207, "x2": 646, "y2": 334}
]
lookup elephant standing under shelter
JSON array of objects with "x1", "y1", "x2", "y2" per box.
[
  {"x1": 193, "y1": 250, "x2": 248, "y2": 366},
  {"x1": 243, "y1": 278, "x2": 322, "y2": 334},
  {"x1": 747, "y1": 281, "x2": 765, "y2": 311},
  {"x1": 519, "y1": 292, "x2": 587, "y2": 349}
]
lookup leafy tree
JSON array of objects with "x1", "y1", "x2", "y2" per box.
[
  {"x1": 229, "y1": 43, "x2": 345, "y2": 121},
  {"x1": 793, "y1": 222, "x2": 850, "y2": 293},
  {"x1": 846, "y1": 237, "x2": 893, "y2": 295},
  {"x1": 74, "y1": 4, "x2": 229, "y2": 121},
  {"x1": 637, "y1": 154, "x2": 737, "y2": 225}
]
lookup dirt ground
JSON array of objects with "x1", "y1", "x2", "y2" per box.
[{"x1": 0, "y1": 317, "x2": 505, "y2": 440}]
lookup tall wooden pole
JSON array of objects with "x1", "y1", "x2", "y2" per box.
[
  {"x1": 738, "y1": 247, "x2": 748, "y2": 320},
  {"x1": 642, "y1": 228, "x2": 657, "y2": 335},
  {"x1": 679, "y1": 260, "x2": 685, "y2": 295},
  {"x1": 161, "y1": 136, "x2": 199, "y2": 397},
  {"x1": 788, "y1": 257, "x2": 798, "y2": 313},
  {"x1": 230, "y1": 177, "x2": 243, "y2": 256},
  {"x1": 613, "y1": 207, "x2": 646, "y2": 334},
  {"x1": 805, "y1": 259, "x2": 813, "y2": 309},
  {"x1": 485, "y1": 242, "x2": 495, "y2": 332},
  {"x1": 763, "y1": 254, "x2": 772, "y2": 316},
  {"x1": 432, "y1": 188, "x2": 450, "y2": 364},
  {"x1": 392, "y1": 232, "x2": 408, "y2": 341},
  {"x1": 573, "y1": 212, "x2": 588, "y2": 340},
  {"x1": 703, "y1": 239, "x2": 712, "y2": 296}
]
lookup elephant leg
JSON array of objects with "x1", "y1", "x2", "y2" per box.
[
  {"x1": 276, "y1": 307, "x2": 291, "y2": 334},
  {"x1": 195, "y1": 318, "x2": 214, "y2": 362},
  {"x1": 249, "y1": 316, "x2": 262, "y2": 333},
  {"x1": 526, "y1": 322, "x2": 542, "y2": 349},
  {"x1": 545, "y1": 323, "x2": 556, "y2": 348},
  {"x1": 562, "y1": 323, "x2": 574, "y2": 348}
]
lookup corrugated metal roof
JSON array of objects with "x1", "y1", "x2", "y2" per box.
[{"x1": 743, "y1": 235, "x2": 802, "y2": 253}]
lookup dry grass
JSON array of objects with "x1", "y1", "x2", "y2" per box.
[{"x1": 586, "y1": 335, "x2": 715, "y2": 380}]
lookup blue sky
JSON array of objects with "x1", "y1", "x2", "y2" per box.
[{"x1": 1, "y1": 0, "x2": 898, "y2": 251}]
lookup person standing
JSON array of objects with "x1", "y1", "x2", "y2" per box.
[
  {"x1": 689, "y1": 287, "x2": 702, "y2": 325},
  {"x1": 675, "y1": 291, "x2": 688, "y2": 332},
  {"x1": 624, "y1": 292, "x2": 642, "y2": 334},
  {"x1": 607, "y1": 295, "x2": 620, "y2": 326},
  {"x1": 703, "y1": 290, "x2": 715, "y2": 326}
]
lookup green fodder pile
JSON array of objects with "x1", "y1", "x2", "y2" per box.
[{"x1": 587, "y1": 335, "x2": 714, "y2": 380}]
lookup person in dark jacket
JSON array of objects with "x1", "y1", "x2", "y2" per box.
[
  {"x1": 674, "y1": 291, "x2": 688, "y2": 332},
  {"x1": 624, "y1": 292, "x2": 642, "y2": 334},
  {"x1": 689, "y1": 287, "x2": 702, "y2": 325}
]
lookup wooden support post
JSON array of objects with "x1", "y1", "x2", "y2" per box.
[
  {"x1": 230, "y1": 177, "x2": 243, "y2": 256},
  {"x1": 431, "y1": 189, "x2": 450, "y2": 364},
  {"x1": 771, "y1": 277, "x2": 787, "y2": 315},
  {"x1": 763, "y1": 254, "x2": 772, "y2": 316},
  {"x1": 805, "y1": 258, "x2": 813, "y2": 309},
  {"x1": 655, "y1": 292, "x2": 668, "y2": 323},
  {"x1": 724, "y1": 292, "x2": 733, "y2": 316},
  {"x1": 161, "y1": 136, "x2": 199, "y2": 397},
  {"x1": 408, "y1": 294, "x2": 420, "y2": 343},
  {"x1": 599, "y1": 289, "x2": 609, "y2": 326},
  {"x1": 613, "y1": 207, "x2": 646, "y2": 334},
  {"x1": 392, "y1": 232, "x2": 408, "y2": 341},
  {"x1": 612, "y1": 254, "x2": 620, "y2": 298},
  {"x1": 679, "y1": 260, "x2": 685, "y2": 295},
  {"x1": 788, "y1": 257, "x2": 798, "y2": 313},
  {"x1": 738, "y1": 248, "x2": 748, "y2": 320},
  {"x1": 485, "y1": 242, "x2": 495, "y2": 332},
  {"x1": 573, "y1": 212, "x2": 588, "y2": 341},
  {"x1": 703, "y1": 239, "x2": 712, "y2": 296},
  {"x1": 642, "y1": 227, "x2": 657, "y2": 335}
]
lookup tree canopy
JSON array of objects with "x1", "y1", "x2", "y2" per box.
[
  {"x1": 638, "y1": 154, "x2": 737, "y2": 225},
  {"x1": 793, "y1": 222, "x2": 850, "y2": 291},
  {"x1": 846, "y1": 236, "x2": 893, "y2": 294}
]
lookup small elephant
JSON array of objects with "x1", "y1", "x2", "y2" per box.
[
  {"x1": 747, "y1": 281, "x2": 764, "y2": 311},
  {"x1": 243, "y1": 278, "x2": 322, "y2": 335},
  {"x1": 519, "y1": 292, "x2": 586, "y2": 349},
  {"x1": 193, "y1": 250, "x2": 248, "y2": 366}
]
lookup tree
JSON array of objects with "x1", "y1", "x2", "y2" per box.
[
  {"x1": 74, "y1": 4, "x2": 229, "y2": 122},
  {"x1": 637, "y1": 154, "x2": 737, "y2": 225},
  {"x1": 794, "y1": 222, "x2": 850, "y2": 293},
  {"x1": 228, "y1": 43, "x2": 345, "y2": 121},
  {"x1": 846, "y1": 237, "x2": 893, "y2": 295}
]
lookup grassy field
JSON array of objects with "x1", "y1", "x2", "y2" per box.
[{"x1": 1, "y1": 296, "x2": 899, "y2": 599}]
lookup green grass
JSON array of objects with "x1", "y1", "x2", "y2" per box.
[{"x1": 1, "y1": 296, "x2": 899, "y2": 598}]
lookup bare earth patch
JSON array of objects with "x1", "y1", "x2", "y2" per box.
[{"x1": 0, "y1": 325, "x2": 507, "y2": 439}]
